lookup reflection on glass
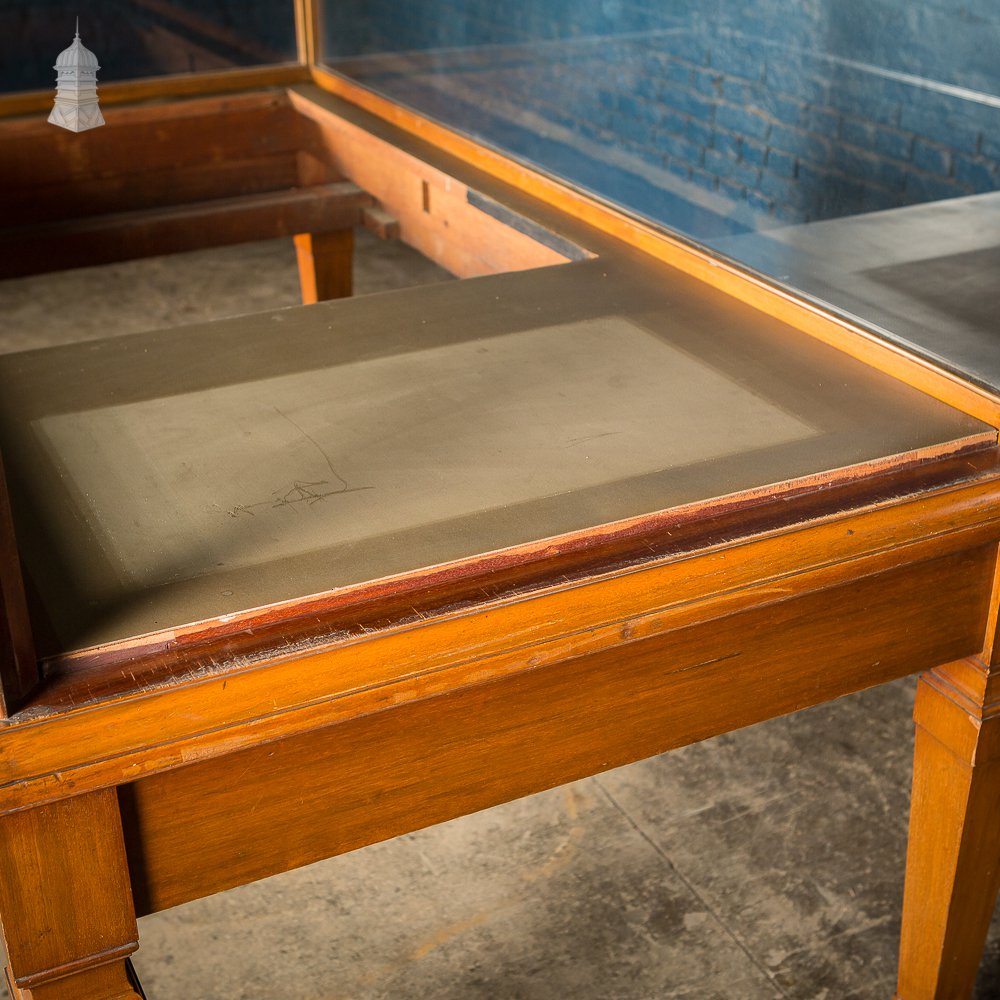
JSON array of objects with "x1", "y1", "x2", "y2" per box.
[
  {"x1": 321, "y1": 0, "x2": 1000, "y2": 384},
  {"x1": 0, "y1": 0, "x2": 297, "y2": 93},
  {"x1": 321, "y1": 0, "x2": 1000, "y2": 236}
]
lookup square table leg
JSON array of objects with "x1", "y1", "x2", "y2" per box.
[
  {"x1": 0, "y1": 790, "x2": 143, "y2": 1000},
  {"x1": 294, "y1": 229, "x2": 354, "y2": 303},
  {"x1": 896, "y1": 657, "x2": 1000, "y2": 999}
]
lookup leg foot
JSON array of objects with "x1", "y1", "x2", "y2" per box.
[{"x1": 5, "y1": 961, "x2": 143, "y2": 999}]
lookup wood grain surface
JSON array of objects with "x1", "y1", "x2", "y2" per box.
[
  {"x1": 117, "y1": 544, "x2": 995, "y2": 915},
  {"x1": 895, "y1": 661, "x2": 1000, "y2": 1000},
  {"x1": 0, "y1": 790, "x2": 138, "y2": 991},
  {"x1": 292, "y1": 88, "x2": 579, "y2": 276},
  {"x1": 1, "y1": 92, "x2": 299, "y2": 227}
]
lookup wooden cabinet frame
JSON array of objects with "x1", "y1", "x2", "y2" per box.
[{"x1": 1, "y1": 11, "x2": 999, "y2": 996}]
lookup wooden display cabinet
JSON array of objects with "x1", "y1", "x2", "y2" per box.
[{"x1": 1, "y1": 7, "x2": 999, "y2": 999}]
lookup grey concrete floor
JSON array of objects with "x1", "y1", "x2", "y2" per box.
[{"x1": 2, "y1": 232, "x2": 1000, "y2": 1000}]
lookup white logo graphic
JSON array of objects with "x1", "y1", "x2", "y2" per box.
[{"x1": 49, "y1": 18, "x2": 105, "y2": 132}]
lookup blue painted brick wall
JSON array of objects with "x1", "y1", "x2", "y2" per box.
[{"x1": 324, "y1": 0, "x2": 1000, "y2": 235}]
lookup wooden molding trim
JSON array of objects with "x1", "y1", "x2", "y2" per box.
[
  {"x1": 13, "y1": 943, "x2": 139, "y2": 992},
  {"x1": 305, "y1": 68, "x2": 1000, "y2": 429},
  {"x1": 2, "y1": 473, "x2": 999, "y2": 815},
  {"x1": 922, "y1": 656, "x2": 1000, "y2": 719},
  {"x1": 294, "y1": 0, "x2": 321, "y2": 66},
  {"x1": 916, "y1": 665, "x2": 1000, "y2": 767}
]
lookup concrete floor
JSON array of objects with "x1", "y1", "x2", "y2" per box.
[{"x1": 2, "y1": 232, "x2": 1000, "y2": 1000}]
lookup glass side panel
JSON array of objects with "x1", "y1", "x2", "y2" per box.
[
  {"x1": 320, "y1": 0, "x2": 1000, "y2": 384},
  {"x1": 0, "y1": 0, "x2": 297, "y2": 93}
]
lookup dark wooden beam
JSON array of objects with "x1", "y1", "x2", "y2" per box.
[
  {"x1": 0, "y1": 182, "x2": 373, "y2": 278},
  {"x1": 0, "y1": 450, "x2": 37, "y2": 718}
]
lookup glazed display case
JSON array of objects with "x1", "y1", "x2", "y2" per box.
[{"x1": 0, "y1": 3, "x2": 998, "y2": 998}]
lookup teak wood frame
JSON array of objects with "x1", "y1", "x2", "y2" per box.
[{"x1": 1, "y1": 22, "x2": 1000, "y2": 998}]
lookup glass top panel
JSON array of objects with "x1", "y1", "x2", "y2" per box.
[
  {"x1": 33, "y1": 317, "x2": 816, "y2": 589},
  {"x1": 1, "y1": 0, "x2": 297, "y2": 93},
  {"x1": 0, "y1": 259, "x2": 988, "y2": 651},
  {"x1": 319, "y1": 0, "x2": 1000, "y2": 386}
]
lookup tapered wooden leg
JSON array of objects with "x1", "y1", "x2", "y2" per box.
[
  {"x1": 0, "y1": 790, "x2": 143, "y2": 999},
  {"x1": 294, "y1": 229, "x2": 353, "y2": 303},
  {"x1": 895, "y1": 658, "x2": 1000, "y2": 1000}
]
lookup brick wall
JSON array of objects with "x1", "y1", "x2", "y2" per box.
[
  {"x1": 324, "y1": 1, "x2": 1000, "y2": 236},
  {"x1": 598, "y1": 31, "x2": 1000, "y2": 223}
]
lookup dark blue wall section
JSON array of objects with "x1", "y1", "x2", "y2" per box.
[
  {"x1": 0, "y1": 0, "x2": 297, "y2": 93},
  {"x1": 322, "y1": 0, "x2": 1000, "y2": 240}
]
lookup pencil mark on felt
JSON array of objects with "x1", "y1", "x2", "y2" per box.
[
  {"x1": 564, "y1": 431, "x2": 621, "y2": 448},
  {"x1": 226, "y1": 407, "x2": 373, "y2": 517},
  {"x1": 228, "y1": 480, "x2": 373, "y2": 518},
  {"x1": 274, "y1": 405, "x2": 349, "y2": 490}
]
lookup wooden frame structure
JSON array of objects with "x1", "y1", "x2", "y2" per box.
[{"x1": 1, "y1": 7, "x2": 999, "y2": 1000}]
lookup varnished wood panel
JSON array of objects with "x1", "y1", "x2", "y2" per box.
[
  {"x1": 3, "y1": 154, "x2": 303, "y2": 229},
  {"x1": 0, "y1": 790, "x2": 137, "y2": 989},
  {"x1": 2, "y1": 92, "x2": 297, "y2": 190},
  {"x1": 121, "y1": 545, "x2": 994, "y2": 914},
  {"x1": 291, "y1": 89, "x2": 584, "y2": 276}
]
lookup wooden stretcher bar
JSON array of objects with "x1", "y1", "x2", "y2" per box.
[{"x1": 0, "y1": 182, "x2": 372, "y2": 279}]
